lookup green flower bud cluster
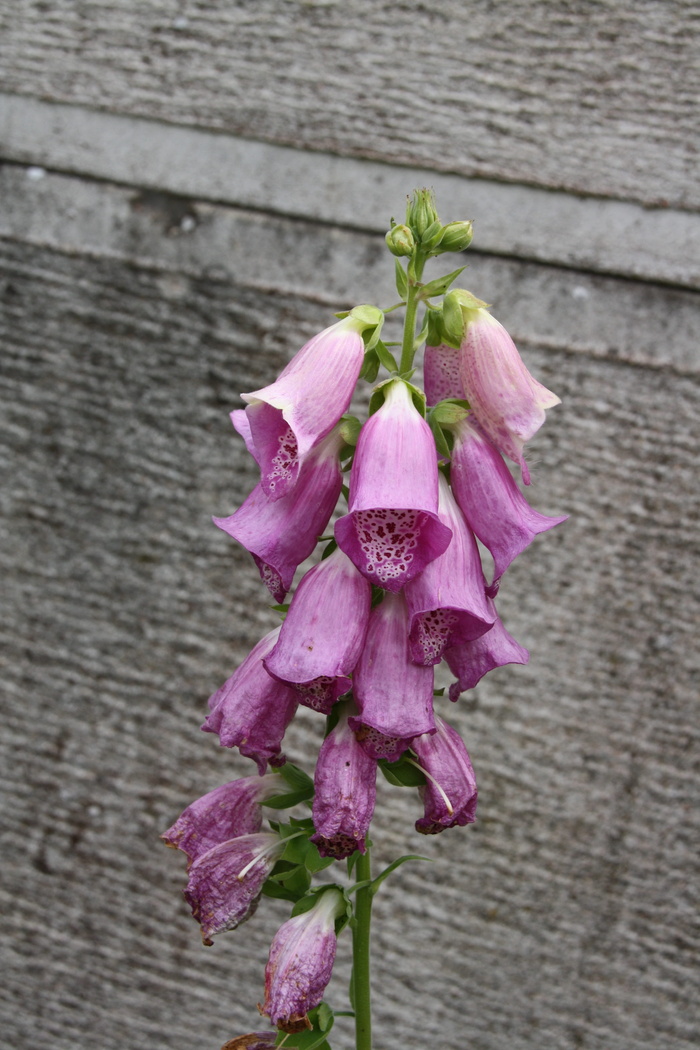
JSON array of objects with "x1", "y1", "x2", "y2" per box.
[{"x1": 402, "y1": 189, "x2": 473, "y2": 256}]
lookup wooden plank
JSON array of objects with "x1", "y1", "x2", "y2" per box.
[
  {"x1": 1, "y1": 232, "x2": 698, "y2": 1049},
  {"x1": 0, "y1": 1, "x2": 698, "y2": 210}
]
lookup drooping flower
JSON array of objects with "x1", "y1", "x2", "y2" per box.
[
  {"x1": 423, "y1": 342, "x2": 464, "y2": 405},
  {"x1": 445, "y1": 608, "x2": 529, "y2": 700},
  {"x1": 261, "y1": 889, "x2": 345, "y2": 1033},
  {"x1": 220, "y1": 1034, "x2": 276, "y2": 1050},
  {"x1": 161, "y1": 774, "x2": 283, "y2": 865},
  {"x1": 263, "y1": 547, "x2": 371, "y2": 715},
  {"x1": 185, "y1": 832, "x2": 285, "y2": 945},
  {"x1": 214, "y1": 427, "x2": 344, "y2": 602},
  {"x1": 411, "y1": 716, "x2": 478, "y2": 834},
  {"x1": 335, "y1": 379, "x2": 452, "y2": 591},
  {"x1": 202, "y1": 628, "x2": 299, "y2": 773},
  {"x1": 310, "y1": 703, "x2": 377, "y2": 859},
  {"x1": 349, "y1": 590, "x2": 435, "y2": 759},
  {"x1": 241, "y1": 317, "x2": 366, "y2": 500},
  {"x1": 404, "y1": 473, "x2": 495, "y2": 665},
  {"x1": 449, "y1": 414, "x2": 567, "y2": 589},
  {"x1": 459, "y1": 308, "x2": 560, "y2": 484}
]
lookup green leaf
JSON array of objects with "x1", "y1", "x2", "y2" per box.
[
  {"x1": 263, "y1": 788, "x2": 314, "y2": 810},
  {"x1": 394, "y1": 259, "x2": 408, "y2": 299},
  {"x1": 261, "y1": 878, "x2": 303, "y2": 902},
  {"x1": 419, "y1": 265, "x2": 467, "y2": 299},
  {"x1": 274, "y1": 763, "x2": 314, "y2": 795},
  {"x1": 304, "y1": 841, "x2": 335, "y2": 874},
  {"x1": 374, "y1": 339, "x2": 399, "y2": 373},
  {"x1": 431, "y1": 398, "x2": 471, "y2": 425},
  {"x1": 379, "y1": 755, "x2": 427, "y2": 787},
  {"x1": 370, "y1": 854, "x2": 432, "y2": 896},
  {"x1": 321, "y1": 538, "x2": 338, "y2": 560},
  {"x1": 430, "y1": 417, "x2": 452, "y2": 460},
  {"x1": 359, "y1": 347, "x2": 380, "y2": 383},
  {"x1": 339, "y1": 414, "x2": 361, "y2": 447}
]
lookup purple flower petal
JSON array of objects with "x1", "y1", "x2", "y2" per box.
[
  {"x1": 449, "y1": 414, "x2": 567, "y2": 585},
  {"x1": 310, "y1": 705, "x2": 377, "y2": 859},
  {"x1": 405, "y1": 473, "x2": 495, "y2": 665},
  {"x1": 202, "y1": 628, "x2": 299, "y2": 773},
  {"x1": 445, "y1": 609, "x2": 529, "y2": 699},
  {"x1": 263, "y1": 548, "x2": 371, "y2": 713},
  {"x1": 214, "y1": 428, "x2": 344, "y2": 602},
  {"x1": 350, "y1": 590, "x2": 436, "y2": 745},
  {"x1": 423, "y1": 343, "x2": 464, "y2": 405},
  {"x1": 459, "y1": 309, "x2": 560, "y2": 484},
  {"x1": 261, "y1": 889, "x2": 344, "y2": 1032},
  {"x1": 335, "y1": 380, "x2": 452, "y2": 591},
  {"x1": 220, "y1": 1034, "x2": 277, "y2": 1050},
  {"x1": 185, "y1": 832, "x2": 284, "y2": 945},
  {"x1": 412, "y1": 716, "x2": 478, "y2": 834},
  {"x1": 162, "y1": 773, "x2": 283, "y2": 865},
  {"x1": 241, "y1": 318, "x2": 365, "y2": 500}
]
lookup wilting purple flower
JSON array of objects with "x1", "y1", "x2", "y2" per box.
[
  {"x1": 404, "y1": 473, "x2": 495, "y2": 665},
  {"x1": 459, "y1": 308, "x2": 560, "y2": 484},
  {"x1": 161, "y1": 774, "x2": 283, "y2": 866},
  {"x1": 214, "y1": 427, "x2": 344, "y2": 602},
  {"x1": 335, "y1": 379, "x2": 452, "y2": 591},
  {"x1": 202, "y1": 628, "x2": 299, "y2": 773},
  {"x1": 445, "y1": 608, "x2": 529, "y2": 700},
  {"x1": 350, "y1": 590, "x2": 435, "y2": 759},
  {"x1": 449, "y1": 414, "x2": 567, "y2": 588},
  {"x1": 241, "y1": 318, "x2": 365, "y2": 500},
  {"x1": 220, "y1": 1034, "x2": 276, "y2": 1050},
  {"x1": 263, "y1": 547, "x2": 371, "y2": 714},
  {"x1": 411, "y1": 716, "x2": 478, "y2": 834},
  {"x1": 423, "y1": 342, "x2": 464, "y2": 405},
  {"x1": 261, "y1": 889, "x2": 344, "y2": 1032},
  {"x1": 310, "y1": 704, "x2": 377, "y2": 859},
  {"x1": 185, "y1": 832, "x2": 284, "y2": 945}
]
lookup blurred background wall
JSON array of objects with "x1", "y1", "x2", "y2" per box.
[{"x1": 1, "y1": 3, "x2": 698, "y2": 1048}]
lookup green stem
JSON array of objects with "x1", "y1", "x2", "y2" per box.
[
  {"x1": 352, "y1": 849, "x2": 373, "y2": 1050},
  {"x1": 399, "y1": 251, "x2": 427, "y2": 375}
]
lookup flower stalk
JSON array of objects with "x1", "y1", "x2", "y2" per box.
[{"x1": 352, "y1": 849, "x2": 374, "y2": 1050}]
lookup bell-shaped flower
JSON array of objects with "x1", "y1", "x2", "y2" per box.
[
  {"x1": 423, "y1": 342, "x2": 464, "y2": 405},
  {"x1": 459, "y1": 308, "x2": 560, "y2": 484},
  {"x1": 214, "y1": 427, "x2": 344, "y2": 602},
  {"x1": 261, "y1": 888, "x2": 345, "y2": 1033},
  {"x1": 241, "y1": 317, "x2": 365, "y2": 500},
  {"x1": 449, "y1": 414, "x2": 567, "y2": 589},
  {"x1": 310, "y1": 703, "x2": 377, "y2": 859},
  {"x1": 230, "y1": 408, "x2": 260, "y2": 464},
  {"x1": 411, "y1": 716, "x2": 478, "y2": 834},
  {"x1": 335, "y1": 379, "x2": 452, "y2": 591},
  {"x1": 349, "y1": 590, "x2": 435, "y2": 758},
  {"x1": 184, "y1": 831, "x2": 285, "y2": 945},
  {"x1": 445, "y1": 608, "x2": 529, "y2": 700},
  {"x1": 161, "y1": 773, "x2": 284, "y2": 866},
  {"x1": 263, "y1": 547, "x2": 371, "y2": 714},
  {"x1": 202, "y1": 628, "x2": 299, "y2": 773},
  {"x1": 404, "y1": 473, "x2": 495, "y2": 665}
]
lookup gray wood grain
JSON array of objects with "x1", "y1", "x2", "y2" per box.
[
  {"x1": 1, "y1": 219, "x2": 699, "y2": 1049},
  {"x1": 1, "y1": 0, "x2": 698, "y2": 209}
]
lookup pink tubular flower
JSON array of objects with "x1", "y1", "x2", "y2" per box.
[
  {"x1": 202, "y1": 628, "x2": 299, "y2": 774},
  {"x1": 161, "y1": 774, "x2": 283, "y2": 865},
  {"x1": 349, "y1": 590, "x2": 435, "y2": 758},
  {"x1": 185, "y1": 832, "x2": 284, "y2": 945},
  {"x1": 241, "y1": 317, "x2": 365, "y2": 500},
  {"x1": 214, "y1": 427, "x2": 344, "y2": 602},
  {"x1": 423, "y1": 342, "x2": 464, "y2": 405},
  {"x1": 449, "y1": 414, "x2": 567, "y2": 589},
  {"x1": 335, "y1": 379, "x2": 452, "y2": 591},
  {"x1": 263, "y1": 547, "x2": 372, "y2": 714},
  {"x1": 261, "y1": 889, "x2": 344, "y2": 1033},
  {"x1": 310, "y1": 704, "x2": 377, "y2": 859},
  {"x1": 404, "y1": 473, "x2": 495, "y2": 665},
  {"x1": 445, "y1": 608, "x2": 529, "y2": 700},
  {"x1": 411, "y1": 716, "x2": 478, "y2": 834},
  {"x1": 459, "y1": 308, "x2": 560, "y2": 484}
]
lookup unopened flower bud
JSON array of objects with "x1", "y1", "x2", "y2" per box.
[
  {"x1": 437, "y1": 220, "x2": 474, "y2": 253},
  {"x1": 420, "y1": 219, "x2": 444, "y2": 251},
  {"x1": 385, "y1": 224, "x2": 415, "y2": 257},
  {"x1": 406, "y1": 188, "x2": 439, "y2": 237}
]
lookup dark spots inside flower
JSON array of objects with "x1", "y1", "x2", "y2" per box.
[
  {"x1": 314, "y1": 832, "x2": 359, "y2": 860},
  {"x1": 353, "y1": 508, "x2": 421, "y2": 585},
  {"x1": 266, "y1": 426, "x2": 299, "y2": 492},
  {"x1": 294, "y1": 677, "x2": 337, "y2": 714}
]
